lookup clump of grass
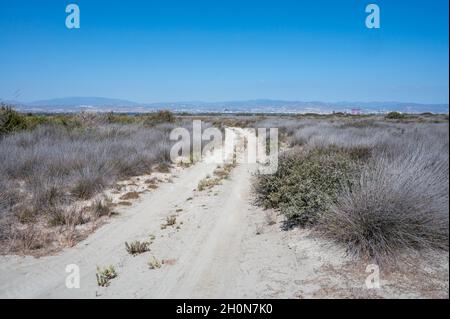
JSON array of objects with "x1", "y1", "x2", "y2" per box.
[
  {"x1": 254, "y1": 120, "x2": 449, "y2": 263},
  {"x1": 47, "y1": 208, "x2": 86, "y2": 227},
  {"x1": 144, "y1": 110, "x2": 175, "y2": 124},
  {"x1": 96, "y1": 265, "x2": 118, "y2": 287},
  {"x1": 125, "y1": 240, "x2": 150, "y2": 255},
  {"x1": 47, "y1": 209, "x2": 68, "y2": 227},
  {"x1": 148, "y1": 256, "x2": 162, "y2": 269},
  {"x1": 71, "y1": 176, "x2": 104, "y2": 200},
  {"x1": 92, "y1": 199, "x2": 112, "y2": 218},
  {"x1": 166, "y1": 216, "x2": 177, "y2": 226}
]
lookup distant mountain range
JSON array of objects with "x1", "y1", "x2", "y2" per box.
[{"x1": 1, "y1": 97, "x2": 448, "y2": 114}]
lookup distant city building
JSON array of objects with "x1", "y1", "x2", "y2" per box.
[{"x1": 351, "y1": 108, "x2": 361, "y2": 115}]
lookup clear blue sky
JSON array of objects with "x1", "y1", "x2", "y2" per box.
[{"x1": 0, "y1": 0, "x2": 448, "y2": 103}]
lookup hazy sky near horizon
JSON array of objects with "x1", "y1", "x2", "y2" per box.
[{"x1": 0, "y1": 0, "x2": 448, "y2": 104}]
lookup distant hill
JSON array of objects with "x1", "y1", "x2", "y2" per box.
[{"x1": 28, "y1": 97, "x2": 140, "y2": 107}]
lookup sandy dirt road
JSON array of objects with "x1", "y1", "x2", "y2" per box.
[{"x1": 0, "y1": 129, "x2": 448, "y2": 299}]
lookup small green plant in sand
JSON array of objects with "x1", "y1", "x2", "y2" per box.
[
  {"x1": 96, "y1": 265, "x2": 117, "y2": 287},
  {"x1": 148, "y1": 256, "x2": 162, "y2": 269}
]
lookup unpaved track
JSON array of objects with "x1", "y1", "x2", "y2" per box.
[
  {"x1": 0, "y1": 128, "x2": 292, "y2": 298},
  {"x1": 1, "y1": 129, "x2": 448, "y2": 298}
]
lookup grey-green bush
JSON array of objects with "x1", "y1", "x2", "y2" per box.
[{"x1": 254, "y1": 146, "x2": 362, "y2": 227}]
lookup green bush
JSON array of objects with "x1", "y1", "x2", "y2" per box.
[
  {"x1": 255, "y1": 147, "x2": 362, "y2": 227},
  {"x1": 144, "y1": 110, "x2": 175, "y2": 125},
  {"x1": 105, "y1": 112, "x2": 136, "y2": 124},
  {"x1": 385, "y1": 111, "x2": 406, "y2": 120},
  {"x1": 0, "y1": 105, "x2": 28, "y2": 135}
]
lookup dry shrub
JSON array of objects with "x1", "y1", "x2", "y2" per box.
[
  {"x1": 8, "y1": 225, "x2": 51, "y2": 252},
  {"x1": 47, "y1": 207, "x2": 87, "y2": 227},
  {"x1": 92, "y1": 199, "x2": 112, "y2": 218},
  {"x1": 320, "y1": 147, "x2": 449, "y2": 262}
]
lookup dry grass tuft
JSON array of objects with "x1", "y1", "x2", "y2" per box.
[
  {"x1": 125, "y1": 240, "x2": 150, "y2": 256},
  {"x1": 254, "y1": 119, "x2": 449, "y2": 263}
]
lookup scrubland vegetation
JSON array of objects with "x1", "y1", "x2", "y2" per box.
[
  {"x1": 254, "y1": 117, "x2": 449, "y2": 263},
  {"x1": 1, "y1": 105, "x2": 448, "y2": 266},
  {"x1": 0, "y1": 108, "x2": 185, "y2": 254}
]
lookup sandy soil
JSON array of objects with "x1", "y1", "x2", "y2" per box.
[{"x1": 0, "y1": 129, "x2": 448, "y2": 299}]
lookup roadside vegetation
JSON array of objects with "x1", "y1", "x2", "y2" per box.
[
  {"x1": 254, "y1": 118, "x2": 449, "y2": 263},
  {"x1": 0, "y1": 107, "x2": 187, "y2": 254},
  {"x1": 197, "y1": 162, "x2": 237, "y2": 191}
]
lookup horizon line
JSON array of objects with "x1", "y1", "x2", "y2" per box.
[{"x1": 2, "y1": 97, "x2": 449, "y2": 106}]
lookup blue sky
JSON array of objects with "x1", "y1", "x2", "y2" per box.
[{"x1": 0, "y1": 0, "x2": 448, "y2": 103}]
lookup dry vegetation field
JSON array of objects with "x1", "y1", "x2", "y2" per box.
[
  {"x1": 0, "y1": 106, "x2": 448, "y2": 298},
  {"x1": 0, "y1": 107, "x2": 187, "y2": 254}
]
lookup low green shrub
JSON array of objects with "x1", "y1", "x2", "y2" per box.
[
  {"x1": 385, "y1": 111, "x2": 406, "y2": 120},
  {"x1": 0, "y1": 105, "x2": 28, "y2": 135},
  {"x1": 144, "y1": 110, "x2": 175, "y2": 125},
  {"x1": 96, "y1": 265, "x2": 117, "y2": 287},
  {"x1": 254, "y1": 147, "x2": 362, "y2": 227}
]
